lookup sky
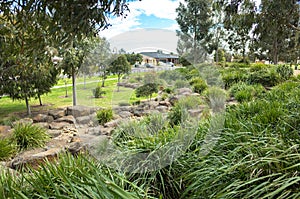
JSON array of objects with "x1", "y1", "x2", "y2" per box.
[{"x1": 99, "y1": 0, "x2": 261, "y2": 53}]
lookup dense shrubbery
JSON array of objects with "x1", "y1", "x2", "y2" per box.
[
  {"x1": 0, "y1": 138, "x2": 16, "y2": 160},
  {"x1": 13, "y1": 123, "x2": 50, "y2": 150},
  {"x1": 93, "y1": 86, "x2": 106, "y2": 98},
  {"x1": 96, "y1": 108, "x2": 113, "y2": 125},
  {"x1": 1, "y1": 62, "x2": 299, "y2": 199}
]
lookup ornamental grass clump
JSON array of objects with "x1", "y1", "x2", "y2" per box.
[
  {"x1": 0, "y1": 138, "x2": 16, "y2": 160},
  {"x1": 12, "y1": 122, "x2": 49, "y2": 151}
]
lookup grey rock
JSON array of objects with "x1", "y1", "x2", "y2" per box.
[
  {"x1": 55, "y1": 115, "x2": 76, "y2": 124},
  {"x1": 47, "y1": 129, "x2": 62, "y2": 138},
  {"x1": 118, "y1": 111, "x2": 132, "y2": 118},
  {"x1": 76, "y1": 116, "x2": 91, "y2": 125},
  {"x1": 33, "y1": 114, "x2": 54, "y2": 123},
  {"x1": 34, "y1": 122, "x2": 50, "y2": 129},
  {"x1": 67, "y1": 105, "x2": 96, "y2": 118},
  {"x1": 49, "y1": 122, "x2": 74, "y2": 130},
  {"x1": 0, "y1": 125, "x2": 12, "y2": 138},
  {"x1": 48, "y1": 109, "x2": 66, "y2": 119}
]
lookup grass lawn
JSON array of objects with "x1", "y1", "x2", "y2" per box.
[{"x1": 0, "y1": 76, "x2": 145, "y2": 121}]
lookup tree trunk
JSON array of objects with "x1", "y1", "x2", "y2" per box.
[
  {"x1": 72, "y1": 66, "x2": 77, "y2": 106},
  {"x1": 38, "y1": 94, "x2": 42, "y2": 106},
  {"x1": 117, "y1": 75, "x2": 120, "y2": 92},
  {"x1": 83, "y1": 74, "x2": 86, "y2": 89},
  {"x1": 273, "y1": 39, "x2": 279, "y2": 64},
  {"x1": 25, "y1": 97, "x2": 31, "y2": 116}
]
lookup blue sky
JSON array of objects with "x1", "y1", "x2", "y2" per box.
[
  {"x1": 99, "y1": 0, "x2": 261, "y2": 53},
  {"x1": 99, "y1": 0, "x2": 181, "y2": 39}
]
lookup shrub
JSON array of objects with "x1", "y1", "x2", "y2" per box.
[
  {"x1": 174, "y1": 79, "x2": 190, "y2": 89},
  {"x1": 163, "y1": 87, "x2": 173, "y2": 94},
  {"x1": 203, "y1": 87, "x2": 228, "y2": 112},
  {"x1": 135, "y1": 83, "x2": 158, "y2": 100},
  {"x1": 96, "y1": 108, "x2": 113, "y2": 125},
  {"x1": 0, "y1": 138, "x2": 16, "y2": 160},
  {"x1": 189, "y1": 77, "x2": 207, "y2": 93},
  {"x1": 276, "y1": 64, "x2": 293, "y2": 81},
  {"x1": 229, "y1": 83, "x2": 265, "y2": 102},
  {"x1": 249, "y1": 63, "x2": 268, "y2": 72},
  {"x1": 93, "y1": 86, "x2": 106, "y2": 98},
  {"x1": 222, "y1": 69, "x2": 248, "y2": 89},
  {"x1": 248, "y1": 68, "x2": 280, "y2": 87},
  {"x1": 13, "y1": 123, "x2": 49, "y2": 150}
]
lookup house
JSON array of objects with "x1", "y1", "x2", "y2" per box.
[{"x1": 140, "y1": 51, "x2": 179, "y2": 66}]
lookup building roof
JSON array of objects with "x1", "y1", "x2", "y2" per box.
[{"x1": 140, "y1": 52, "x2": 178, "y2": 59}]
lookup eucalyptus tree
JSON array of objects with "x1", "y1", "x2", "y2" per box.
[
  {"x1": 221, "y1": 0, "x2": 256, "y2": 63},
  {"x1": 110, "y1": 54, "x2": 131, "y2": 92},
  {"x1": 0, "y1": 0, "x2": 134, "y2": 108},
  {"x1": 176, "y1": 0, "x2": 213, "y2": 65},
  {"x1": 0, "y1": 4, "x2": 58, "y2": 115},
  {"x1": 253, "y1": 0, "x2": 300, "y2": 64},
  {"x1": 81, "y1": 37, "x2": 111, "y2": 88}
]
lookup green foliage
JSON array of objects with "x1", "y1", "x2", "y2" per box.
[
  {"x1": 96, "y1": 108, "x2": 113, "y2": 125},
  {"x1": 136, "y1": 83, "x2": 158, "y2": 100},
  {"x1": 168, "y1": 96, "x2": 202, "y2": 126},
  {"x1": 0, "y1": 138, "x2": 16, "y2": 161},
  {"x1": 13, "y1": 123, "x2": 49, "y2": 151},
  {"x1": 249, "y1": 63, "x2": 268, "y2": 72},
  {"x1": 248, "y1": 68, "x2": 280, "y2": 87},
  {"x1": 189, "y1": 77, "x2": 208, "y2": 94},
  {"x1": 110, "y1": 54, "x2": 131, "y2": 82},
  {"x1": 276, "y1": 64, "x2": 293, "y2": 81},
  {"x1": 203, "y1": 87, "x2": 228, "y2": 112},
  {"x1": 92, "y1": 86, "x2": 106, "y2": 98},
  {"x1": 174, "y1": 80, "x2": 190, "y2": 89},
  {"x1": 0, "y1": 154, "x2": 144, "y2": 198},
  {"x1": 222, "y1": 68, "x2": 248, "y2": 88},
  {"x1": 229, "y1": 82, "x2": 265, "y2": 102}
]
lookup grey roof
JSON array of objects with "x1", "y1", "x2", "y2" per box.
[{"x1": 140, "y1": 52, "x2": 178, "y2": 59}]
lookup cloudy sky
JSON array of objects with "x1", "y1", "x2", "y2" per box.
[{"x1": 100, "y1": 0, "x2": 261, "y2": 53}]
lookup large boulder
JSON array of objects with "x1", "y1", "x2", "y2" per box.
[
  {"x1": 55, "y1": 115, "x2": 76, "y2": 124},
  {"x1": 33, "y1": 114, "x2": 54, "y2": 123},
  {"x1": 0, "y1": 125, "x2": 12, "y2": 138},
  {"x1": 48, "y1": 109, "x2": 66, "y2": 119},
  {"x1": 67, "y1": 106, "x2": 96, "y2": 118},
  {"x1": 49, "y1": 122, "x2": 74, "y2": 130}
]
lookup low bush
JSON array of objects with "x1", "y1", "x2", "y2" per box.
[
  {"x1": 249, "y1": 63, "x2": 268, "y2": 72},
  {"x1": 93, "y1": 86, "x2": 106, "y2": 98},
  {"x1": 189, "y1": 77, "x2": 207, "y2": 94},
  {"x1": 0, "y1": 138, "x2": 16, "y2": 160},
  {"x1": 13, "y1": 123, "x2": 49, "y2": 151},
  {"x1": 203, "y1": 87, "x2": 228, "y2": 112},
  {"x1": 174, "y1": 79, "x2": 190, "y2": 89},
  {"x1": 229, "y1": 82, "x2": 265, "y2": 102},
  {"x1": 248, "y1": 68, "x2": 280, "y2": 87},
  {"x1": 96, "y1": 108, "x2": 113, "y2": 125},
  {"x1": 276, "y1": 64, "x2": 293, "y2": 81},
  {"x1": 222, "y1": 69, "x2": 248, "y2": 89}
]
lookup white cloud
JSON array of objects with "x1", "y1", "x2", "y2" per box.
[{"x1": 99, "y1": 0, "x2": 183, "y2": 39}]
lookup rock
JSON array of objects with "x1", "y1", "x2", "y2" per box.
[
  {"x1": 188, "y1": 109, "x2": 203, "y2": 117},
  {"x1": 66, "y1": 141, "x2": 83, "y2": 155},
  {"x1": 0, "y1": 125, "x2": 12, "y2": 138},
  {"x1": 62, "y1": 127, "x2": 78, "y2": 136},
  {"x1": 34, "y1": 122, "x2": 50, "y2": 129},
  {"x1": 168, "y1": 96, "x2": 179, "y2": 106},
  {"x1": 55, "y1": 115, "x2": 76, "y2": 124},
  {"x1": 47, "y1": 129, "x2": 62, "y2": 138},
  {"x1": 8, "y1": 148, "x2": 62, "y2": 170},
  {"x1": 33, "y1": 114, "x2": 54, "y2": 123},
  {"x1": 156, "y1": 106, "x2": 169, "y2": 113},
  {"x1": 118, "y1": 111, "x2": 132, "y2": 118},
  {"x1": 177, "y1": 88, "x2": 193, "y2": 95},
  {"x1": 49, "y1": 122, "x2": 74, "y2": 130},
  {"x1": 104, "y1": 119, "x2": 122, "y2": 128},
  {"x1": 13, "y1": 118, "x2": 33, "y2": 125},
  {"x1": 48, "y1": 109, "x2": 66, "y2": 119},
  {"x1": 159, "y1": 101, "x2": 171, "y2": 107},
  {"x1": 67, "y1": 105, "x2": 96, "y2": 118},
  {"x1": 76, "y1": 116, "x2": 91, "y2": 125},
  {"x1": 114, "y1": 106, "x2": 132, "y2": 113}
]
